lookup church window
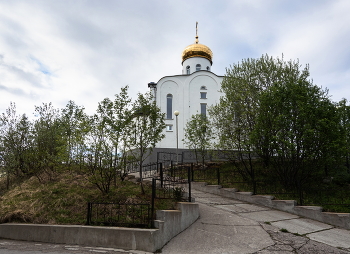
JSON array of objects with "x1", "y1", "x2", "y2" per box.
[
  {"x1": 166, "y1": 125, "x2": 173, "y2": 131},
  {"x1": 200, "y1": 86, "x2": 207, "y2": 90},
  {"x1": 196, "y1": 64, "x2": 201, "y2": 71},
  {"x1": 186, "y1": 66, "x2": 190, "y2": 74},
  {"x1": 201, "y1": 103, "x2": 207, "y2": 116},
  {"x1": 200, "y1": 92, "x2": 207, "y2": 99},
  {"x1": 207, "y1": 66, "x2": 210, "y2": 71},
  {"x1": 167, "y1": 94, "x2": 173, "y2": 119}
]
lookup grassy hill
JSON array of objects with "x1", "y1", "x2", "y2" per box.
[{"x1": 0, "y1": 172, "x2": 172, "y2": 225}]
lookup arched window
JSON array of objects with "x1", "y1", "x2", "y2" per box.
[
  {"x1": 196, "y1": 64, "x2": 201, "y2": 71},
  {"x1": 166, "y1": 94, "x2": 173, "y2": 119},
  {"x1": 201, "y1": 103, "x2": 207, "y2": 116},
  {"x1": 207, "y1": 66, "x2": 210, "y2": 71},
  {"x1": 186, "y1": 66, "x2": 190, "y2": 74},
  {"x1": 200, "y1": 86, "x2": 207, "y2": 90}
]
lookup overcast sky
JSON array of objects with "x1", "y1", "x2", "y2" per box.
[{"x1": 0, "y1": 0, "x2": 349, "y2": 117}]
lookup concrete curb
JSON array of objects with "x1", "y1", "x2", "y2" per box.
[
  {"x1": 192, "y1": 182, "x2": 350, "y2": 230},
  {"x1": 0, "y1": 202, "x2": 199, "y2": 253}
]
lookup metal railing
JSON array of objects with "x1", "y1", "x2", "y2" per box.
[
  {"x1": 87, "y1": 161, "x2": 193, "y2": 228},
  {"x1": 87, "y1": 201, "x2": 152, "y2": 228}
]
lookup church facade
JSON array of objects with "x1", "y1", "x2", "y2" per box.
[{"x1": 148, "y1": 32, "x2": 223, "y2": 159}]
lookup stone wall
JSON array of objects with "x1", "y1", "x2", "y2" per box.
[{"x1": 0, "y1": 202, "x2": 199, "y2": 253}]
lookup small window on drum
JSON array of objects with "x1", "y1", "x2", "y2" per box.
[
  {"x1": 196, "y1": 64, "x2": 201, "y2": 71},
  {"x1": 207, "y1": 66, "x2": 210, "y2": 71},
  {"x1": 186, "y1": 66, "x2": 190, "y2": 74}
]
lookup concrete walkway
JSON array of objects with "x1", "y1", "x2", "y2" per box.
[{"x1": 161, "y1": 189, "x2": 350, "y2": 254}]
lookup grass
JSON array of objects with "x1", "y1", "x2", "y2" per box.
[{"x1": 0, "y1": 171, "x2": 176, "y2": 225}]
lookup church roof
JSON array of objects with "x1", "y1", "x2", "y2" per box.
[
  {"x1": 181, "y1": 23, "x2": 213, "y2": 65},
  {"x1": 181, "y1": 36, "x2": 213, "y2": 64}
]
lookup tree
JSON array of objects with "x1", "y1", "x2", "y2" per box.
[
  {"x1": 210, "y1": 54, "x2": 282, "y2": 193},
  {"x1": 61, "y1": 100, "x2": 90, "y2": 169},
  {"x1": 85, "y1": 112, "x2": 116, "y2": 195},
  {"x1": 125, "y1": 92, "x2": 165, "y2": 188},
  {"x1": 97, "y1": 86, "x2": 132, "y2": 181},
  {"x1": 0, "y1": 103, "x2": 32, "y2": 189},
  {"x1": 183, "y1": 114, "x2": 213, "y2": 165},
  {"x1": 336, "y1": 99, "x2": 350, "y2": 177},
  {"x1": 84, "y1": 86, "x2": 132, "y2": 194},
  {"x1": 252, "y1": 75, "x2": 343, "y2": 197},
  {"x1": 30, "y1": 103, "x2": 66, "y2": 181}
]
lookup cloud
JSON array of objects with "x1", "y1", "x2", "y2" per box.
[{"x1": 0, "y1": 0, "x2": 349, "y2": 117}]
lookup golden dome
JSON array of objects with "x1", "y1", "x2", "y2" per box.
[{"x1": 182, "y1": 36, "x2": 213, "y2": 64}]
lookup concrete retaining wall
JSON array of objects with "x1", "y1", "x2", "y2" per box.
[
  {"x1": 0, "y1": 202, "x2": 199, "y2": 253},
  {"x1": 192, "y1": 182, "x2": 350, "y2": 230}
]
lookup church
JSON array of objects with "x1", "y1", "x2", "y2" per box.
[{"x1": 148, "y1": 27, "x2": 223, "y2": 159}]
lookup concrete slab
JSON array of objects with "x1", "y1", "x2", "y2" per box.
[
  {"x1": 235, "y1": 203, "x2": 270, "y2": 212},
  {"x1": 191, "y1": 192, "x2": 223, "y2": 198},
  {"x1": 215, "y1": 203, "x2": 269, "y2": 214},
  {"x1": 239, "y1": 210, "x2": 299, "y2": 222},
  {"x1": 197, "y1": 197, "x2": 243, "y2": 205},
  {"x1": 199, "y1": 204, "x2": 260, "y2": 226},
  {"x1": 271, "y1": 218, "x2": 333, "y2": 235},
  {"x1": 161, "y1": 204, "x2": 274, "y2": 254},
  {"x1": 215, "y1": 204, "x2": 250, "y2": 213},
  {"x1": 308, "y1": 228, "x2": 350, "y2": 249}
]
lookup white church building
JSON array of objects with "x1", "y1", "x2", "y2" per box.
[{"x1": 148, "y1": 30, "x2": 223, "y2": 160}]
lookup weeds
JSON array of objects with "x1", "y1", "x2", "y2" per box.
[{"x1": 0, "y1": 171, "x2": 176, "y2": 225}]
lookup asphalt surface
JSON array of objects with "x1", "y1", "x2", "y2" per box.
[
  {"x1": 161, "y1": 189, "x2": 350, "y2": 253},
  {"x1": 1, "y1": 189, "x2": 350, "y2": 253},
  {"x1": 0, "y1": 240, "x2": 151, "y2": 254}
]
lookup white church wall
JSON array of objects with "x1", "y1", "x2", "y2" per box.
[
  {"x1": 186, "y1": 73, "x2": 220, "y2": 117},
  {"x1": 155, "y1": 71, "x2": 223, "y2": 150}
]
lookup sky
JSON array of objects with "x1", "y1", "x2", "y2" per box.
[{"x1": 0, "y1": 0, "x2": 349, "y2": 117}]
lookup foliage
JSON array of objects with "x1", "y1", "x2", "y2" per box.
[
  {"x1": 0, "y1": 87, "x2": 165, "y2": 196},
  {"x1": 125, "y1": 92, "x2": 165, "y2": 183},
  {"x1": 84, "y1": 86, "x2": 132, "y2": 195},
  {"x1": 0, "y1": 103, "x2": 32, "y2": 189},
  {"x1": 252, "y1": 74, "x2": 343, "y2": 195},
  {"x1": 183, "y1": 114, "x2": 213, "y2": 165},
  {"x1": 210, "y1": 55, "x2": 347, "y2": 196},
  {"x1": 210, "y1": 54, "x2": 284, "y2": 193},
  {"x1": 337, "y1": 98, "x2": 350, "y2": 170},
  {"x1": 60, "y1": 100, "x2": 90, "y2": 169},
  {"x1": 29, "y1": 103, "x2": 67, "y2": 182}
]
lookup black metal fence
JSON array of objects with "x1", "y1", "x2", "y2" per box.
[
  {"x1": 152, "y1": 164, "x2": 192, "y2": 203},
  {"x1": 190, "y1": 162, "x2": 350, "y2": 211},
  {"x1": 86, "y1": 201, "x2": 152, "y2": 228},
  {"x1": 125, "y1": 161, "x2": 160, "y2": 179},
  {"x1": 87, "y1": 159, "x2": 193, "y2": 228}
]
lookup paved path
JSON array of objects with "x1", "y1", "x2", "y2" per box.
[
  {"x1": 161, "y1": 189, "x2": 350, "y2": 254},
  {"x1": 0, "y1": 240, "x2": 151, "y2": 254},
  {"x1": 1, "y1": 188, "x2": 349, "y2": 253}
]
